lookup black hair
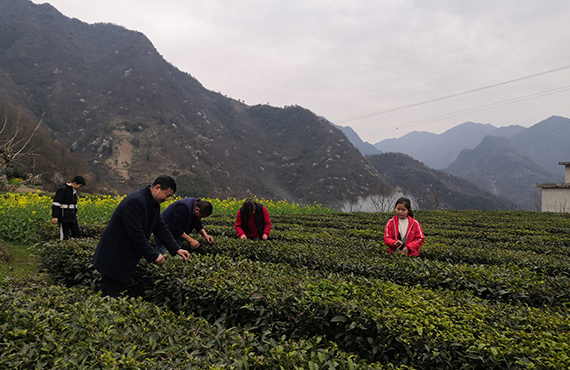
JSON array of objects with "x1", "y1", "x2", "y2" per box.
[
  {"x1": 72, "y1": 175, "x2": 86, "y2": 186},
  {"x1": 241, "y1": 199, "x2": 255, "y2": 217},
  {"x1": 152, "y1": 175, "x2": 177, "y2": 193},
  {"x1": 395, "y1": 197, "x2": 413, "y2": 218},
  {"x1": 196, "y1": 199, "x2": 213, "y2": 217}
]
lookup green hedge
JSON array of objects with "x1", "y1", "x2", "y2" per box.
[
  {"x1": 37, "y1": 240, "x2": 570, "y2": 369},
  {"x1": 30, "y1": 210, "x2": 570, "y2": 368},
  {"x1": 34, "y1": 222, "x2": 108, "y2": 243},
  {"x1": 33, "y1": 211, "x2": 570, "y2": 309},
  {"x1": 0, "y1": 276, "x2": 396, "y2": 369},
  {"x1": 190, "y1": 212, "x2": 570, "y2": 307},
  {"x1": 201, "y1": 237, "x2": 570, "y2": 307}
]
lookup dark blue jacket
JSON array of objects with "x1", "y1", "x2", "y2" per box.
[
  {"x1": 159, "y1": 197, "x2": 204, "y2": 239},
  {"x1": 93, "y1": 186, "x2": 180, "y2": 284}
]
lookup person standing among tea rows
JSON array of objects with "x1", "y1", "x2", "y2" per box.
[
  {"x1": 383, "y1": 197, "x2": 424, "y2": 256},
  {"x1": 51, "y1": 175, "x2": 86, "y2": 240}
]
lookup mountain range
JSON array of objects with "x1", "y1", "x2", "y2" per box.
[
  {"x1": 366, "y1": 152, "x2": 517, "y2": 210},
  {"x1": 373, "y1": 117, "x2": 570, "y2": 174},
  {"x1": 1, "y1": 0, "x2": 565, "y2": 211},
  {"x1": 337, "y1": 116, "x2": 569, "y2": 209}
]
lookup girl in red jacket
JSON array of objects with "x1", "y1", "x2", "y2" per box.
[
  {"x1": 383, "y1": 197, "x2": 424, "y2": 257},
  {"x1": 235, "y1": 199, "x2": 272, "y2": 240}
]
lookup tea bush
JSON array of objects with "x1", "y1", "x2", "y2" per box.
[
  {"x1": 0, "y1": 276, "x2": 398, "y2": 369},
  {"x1": 199, "y1": 213, "x2": 570, "y2": 307},
  {"x1": 4, "y1": 192, "x2": 570, "y2": 368},
  {"x1": 37, "y1": 240, "x2": 570, "y2": 368}
]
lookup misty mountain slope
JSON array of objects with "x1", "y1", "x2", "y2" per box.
[
  {"x1": 504, "y1": 116, "x2": 570, "y2": 173},
  {"x1": 334, "y1": 124, "x2": 380, "y2": 155},
  {"x1": 367, "y1": 152, "x2": 516, "y2": 210},
  {"x1": 445, "y1": 135, "x2": 558, "y2": 209},
  {"x1": 0, "y1": 0, "x2": 386, "y2": 207},
  {"x1": 374, "y1": 121, "x2": 526, "y2": 169},
  {"x1": 373, "y1": 130, "x2": 437, "y2": 158}
]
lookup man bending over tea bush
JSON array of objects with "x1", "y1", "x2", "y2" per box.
[
  {"x1": 155, "y1": 197, "x2": 214, "y2": 254},
  {"x1": 93, "y1": 175, "x2": 190, "y2": 297}
]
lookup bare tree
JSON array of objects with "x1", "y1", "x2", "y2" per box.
[
  {"x1": 340, "y1": 180, "x2": 363, "y2": 212},
  {"x1": 368, "y1": 181, "x2": 395, "y2": 212},
  {"x1": 0, "y1": 109, "x2": 43, "y2": 170}
]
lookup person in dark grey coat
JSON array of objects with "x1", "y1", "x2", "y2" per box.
[{"x1": 93, "y1": 175, "x2": 190, "y2": 297}]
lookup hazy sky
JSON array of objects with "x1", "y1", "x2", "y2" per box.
[{"x1": 32, "y1": 0, "x2": 570, "y2": 143}]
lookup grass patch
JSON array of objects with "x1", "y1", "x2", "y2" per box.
[{"x1": 0, "y1": 239, "x2": 37, "y2": 278}]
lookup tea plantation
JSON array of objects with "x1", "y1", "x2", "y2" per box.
[{"x1": 1, "y1": 193, "x2": 570, "y2": 368}]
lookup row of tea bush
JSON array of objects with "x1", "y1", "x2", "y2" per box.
[
  {"x1": 1, "y1": 276, "x2": 398, "y2": 369},
  {"x1": 37, "y1": 235, "x2": 570, "y2": 369}
]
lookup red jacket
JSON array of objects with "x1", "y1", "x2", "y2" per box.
[
  {"x1": 383, "y1": 215, "x2": 424, "y2": 257},
  {"x1": 235, "y1": 205, "x2": 272, "y2": 239}
]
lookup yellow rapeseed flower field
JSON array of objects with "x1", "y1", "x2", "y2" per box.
[{"x1": 0, "y1": 192, "x2": 333, "y2": 243}]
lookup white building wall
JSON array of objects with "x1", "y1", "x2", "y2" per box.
[{"x1": 541, "y1": 188, "x2": 570, "y2": 212}]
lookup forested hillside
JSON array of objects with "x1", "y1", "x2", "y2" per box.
[{"x1": 0, "y1": 0, "x2": 385, "y2": 208}]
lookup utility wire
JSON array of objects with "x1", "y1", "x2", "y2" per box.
[
  {"x1": 359, "y1": 83, "x2": 570, "y2": 158},
  {"x1": 362, "y1": 84, "x2": 570, "y2": 137},
  {"x1": 336, "y1": 64, "x2": 570, "y2": 124},
  {"x1": 514, "y1": 118, "x2": 570, "y2": 152}
]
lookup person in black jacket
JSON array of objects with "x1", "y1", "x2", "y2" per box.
[
  {"x1": 51, "y1": 175, "x2": 86, "y2": 240},
  {"x1": 93, "y1": 175, "x2": 190, "y2": 297}
]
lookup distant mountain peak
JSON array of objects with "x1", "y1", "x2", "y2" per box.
[{"x1": 332, "y1": 123, "x2": 381, "y2": 156}]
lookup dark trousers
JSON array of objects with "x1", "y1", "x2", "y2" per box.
[
  {"x1": 59, "y1": 221, "x2": 81, "y2": 240},
  {"x1": 100, "y1": 276, "x2": 128, "y2": 298}
]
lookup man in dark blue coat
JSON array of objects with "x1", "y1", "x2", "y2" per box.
[
  {"x1": 155, "y1": 197, "x2": 214, "y2": 253},
  {"x1": 93, "y1": 175, "x2": 190, "y2": 297}
]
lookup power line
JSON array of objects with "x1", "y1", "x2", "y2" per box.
[
  {"x1": 361, "y1": 84, "x2": 570, "y2": 137},
  {"x1": 336, "y1": 64, "x2": 570, "y2": 124},
  {"x1": 514, "y1": 118, "x2": 570, "y2": 152}
]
